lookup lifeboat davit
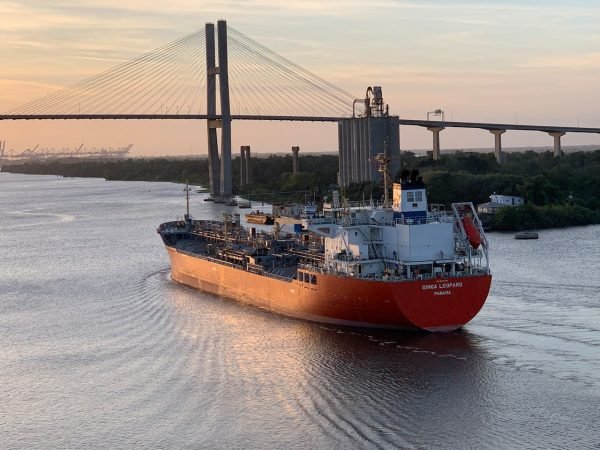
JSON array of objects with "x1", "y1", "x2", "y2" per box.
[{"x1": 462, "y1": 216, "x2": 481, "y2": 248}]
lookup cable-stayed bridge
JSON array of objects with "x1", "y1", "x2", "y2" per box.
[
  {"x1": 2, "y1": 24, "x2": 356, "y2": 120},
  {"x1": 2, "y1": 20, "x2": 600, "y2": 198},
  {"x1": 1, "y1": 20, "x2": 360, "y2": 197}
]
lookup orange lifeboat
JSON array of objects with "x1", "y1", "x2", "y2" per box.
[{"x1": 462, "y1": 216, "x2": 481, "y2": 249}]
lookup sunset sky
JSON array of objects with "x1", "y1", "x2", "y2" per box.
[{"x1": 1, "y1": 0, "x2": 600, "y2": 156}]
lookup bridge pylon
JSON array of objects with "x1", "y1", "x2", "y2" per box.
[
  {"x1": 489, "y1": 129, "x2": 506, "y2": 163},
  {"x1": 205, "y1": 20, "x2": 233, "y2": 199},
  {"x1": 205, "y1": 23, "x2": 220, "y2": 198}
]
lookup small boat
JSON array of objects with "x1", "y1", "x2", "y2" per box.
[
  {"x1": 237, "y1": 200, "x2": 252, "y2": 209},
  {"x1": 514, "y1": 231, "x2": 539, "y2": 240}
]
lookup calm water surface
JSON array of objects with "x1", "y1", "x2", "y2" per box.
[{"x1": 1, "y1": 173, "x2": 599, "y2": 449}]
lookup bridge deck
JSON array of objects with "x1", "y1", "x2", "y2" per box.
[{"x1": 2, "y1": 114, "x2": 600, "y2": 134}]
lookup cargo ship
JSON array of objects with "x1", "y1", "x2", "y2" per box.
[{"x1": 158, "y1": 180, "x2": 491, "y2": 332}]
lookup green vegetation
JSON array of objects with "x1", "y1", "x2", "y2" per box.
[
  {"x1": 493, "y1": 204, "x2": 600, "y2": 231},
  {"x1": 401, "y1": 149, "x2": 600, "y2": 230},
  {"x1": 1, "y1": 158, "x2": 211, "y2": 185},
  {"x1": 237, "y1": 154, "x2": 339, "y2": 202},
  {"x1": 4, "y1": 149, "x2": 600, "y2": 230}
]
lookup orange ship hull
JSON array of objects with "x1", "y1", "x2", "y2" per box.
[{"x1": 166, "y1": 246, "x2": 492, "y2": 332}]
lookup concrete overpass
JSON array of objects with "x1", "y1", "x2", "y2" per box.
[{"x1": 399, "y1": 119, "x2": 600, "y2": 162}]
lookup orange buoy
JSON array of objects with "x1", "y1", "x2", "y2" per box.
[{"x1": 462, "y1": 216, "x2": 481, "y2": 249}]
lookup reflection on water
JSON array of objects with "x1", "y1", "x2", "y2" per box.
[{"x1": 0, "y1": 173, "x2": 598, "y2": 448}]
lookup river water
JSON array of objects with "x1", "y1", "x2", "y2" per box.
[{"x1": 1, "y1": 173, "x2": 599, "y2": 449}]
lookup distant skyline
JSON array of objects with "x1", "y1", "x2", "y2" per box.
[{"x1": 2, "y1": 0, "x2": 600, "y2": 155}]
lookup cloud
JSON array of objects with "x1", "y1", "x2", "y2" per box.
[
  {"x1": 3, "y1": 0, "x2": 600, "y2": 153},
  {"x1": 521, "y1": 53, "x2": 600, "y2": 70},
  {"x1": 0, "y1": 78, "x2": 62, "y2": 108}
]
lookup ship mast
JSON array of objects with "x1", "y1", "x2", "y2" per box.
[{"x1": 375, "y1": 152, "x2": 392, "y2": 207}]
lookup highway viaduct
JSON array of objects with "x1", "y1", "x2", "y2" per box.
[{"x1": 3, "y1": 114, "x2": 600, "y2": 163}]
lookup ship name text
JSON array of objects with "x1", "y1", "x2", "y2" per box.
[{"x1": 421, "y1": 282, "x2": 463, "y2": 290}]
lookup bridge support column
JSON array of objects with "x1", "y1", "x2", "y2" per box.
[
  {"x1": 292, "y1": 146, "x2": 300, "y2": 173},
  {"x1": 548, "y1": 131, "x2": 565, "y2": 157},
  {"x1": 427, "y1": 126, "x2": 444, "y2": 160},
  {"x1": 490, "y1": 129, "x2": 506, "y2": 163},
  {"x1": 217, "y1": 20, "x2": 232, "y2": 199},
  {"x1": 205, "y1": 23, "x2": 220, "y2": 198},
  {"x1": 245, "y1": 146, "x2": 251, "y2": 184},
  {"x1": 239, "y1": 146, "x2": 247, "y2": 187}
]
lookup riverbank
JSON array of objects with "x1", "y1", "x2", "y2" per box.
[
  {"x1": 490, "y1": 203, "x2": 600, "y2": 231},
  {"x1": 3, "y1": 149, "x2": 599, "y2": 231}
]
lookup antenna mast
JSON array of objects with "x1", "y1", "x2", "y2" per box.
[{"x1": 375, "y1": 151, "x2": 392, "y2": 207}]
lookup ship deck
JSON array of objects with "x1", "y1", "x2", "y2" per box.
[{"x1": 158, "y1": 218, "x2": 490, "y2": 285}]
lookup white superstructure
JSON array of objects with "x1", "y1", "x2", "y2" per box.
[{"x1": 304, "y1": 182, "x2": 489, "y2": 281}]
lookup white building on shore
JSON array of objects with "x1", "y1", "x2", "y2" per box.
[{"x1": 478, "y1": 194, "x2": 524, "y2": 215}]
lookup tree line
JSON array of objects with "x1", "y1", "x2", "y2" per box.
[
  {"x1": 402, "y1": 150, "x2": 600, "y2": 230},
  {"x1": 3, "y1": 149, "x2": 599, "y2": 230}
]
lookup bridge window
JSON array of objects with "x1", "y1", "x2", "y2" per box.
[
  {"x1": 407, "y1": 192, "x2": 414, "y2": 202},
  {"x1": 310, "y1": 275, "x2": 317, "y2": 285},
  {"x1": 415, "y1": 191, "x2": 423, "y2": 202}
]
